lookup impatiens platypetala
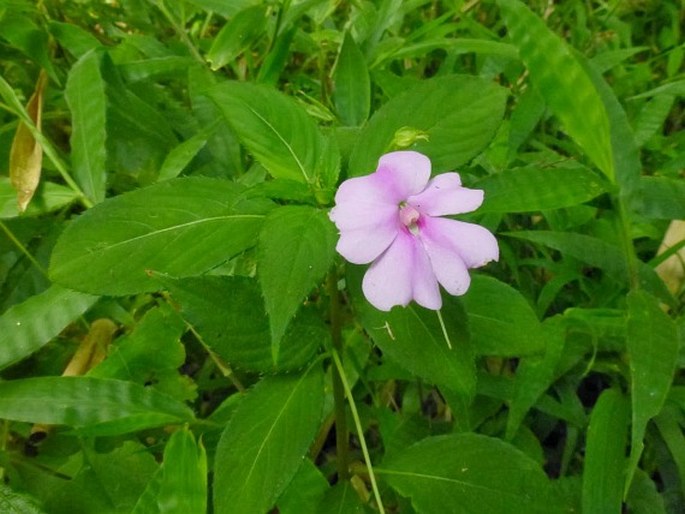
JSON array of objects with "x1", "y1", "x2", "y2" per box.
[{"x1": 329, "y1": 151, "x2": 498, "y2": 311}]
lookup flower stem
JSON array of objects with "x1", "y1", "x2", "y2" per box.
[
  {"x1": 331, "y1": 349, "x2": 386, "y2": 514},
  {"x1": 327, "y1": 269, "x2": 350, "y2": 481},
  {"x1": 436, "y1": 309, "x2": 453, "y2": 349}
]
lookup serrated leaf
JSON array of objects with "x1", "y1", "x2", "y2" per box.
[
  {"x1": 350, "y1": 264, "x2": 475, "y2": 398},
  {"x1": 498, "y1": 0, "x2": 613, "y2": 180},
  {"x1": 478, "y1": 165, "x2": 606, "y2": 213},
  {"x1": 213, "y1": 365, "x2": 324, "y2": 514},
  {"x1": 0, "y1": 377, "x2": 194, "y2": 435},
  {"x1": 258, "y1": 205, "x2": 337, "y2": 360},
  {"x1": 333, "y1": 32, "x2": 370, "y2": 126},
  {"x1": 206, "y1": 5, "x2": 267, "y2": 70},
  {"x1": 382, "y1": 433, "x2": 560, "y2": 514},
  {"x1": 625, "y1": 291, "x2": 678, "y2": 494},
  {"x1": 158, "y1": 428, "x2": 208, "y2": 514},
  {"x1": 49, "y1": 177, "x2": 272, "y2": 295},
  {"x1": 0, "y1": 284, "x2": 98, "y2": 370},
  {"x1": 207, "y1": 81, "x2": 340, "y2": 188},
  {"x1": 582, "y1": 388, "x2": 629, "y2": 514},
  {"x1": 161, "y1": 275, "x2": 322, "y2": 372},
  {"x1": 65, "y1": 49, "x2": 107, "y2": 203},
  {"x1": 461, "y1": 275, "x2": 545, "y2": 356},
  {"x1": 349, "y1": 75, "x2": 507, "y2": 174},
  {"x1": 9, "y1": 71, "x2": 46, "y2": 212}
]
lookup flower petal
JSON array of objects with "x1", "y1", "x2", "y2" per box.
[
  {"x1": 407, "y1": 173, "x2": 484, "y2": 216},
  {"x1": 420, "y1": 219, "x2": 471, "y2": 296},
  {"x1": 335, "y1": 222, "x2": 398, "y2": 264},
  {"x1": 421, "y1": 216, "x2": 499, "y2": 270},
  {"x1": 362, "y1": 230, "x2": 441, "y2": 311},
  {"x1": 376, "y1": 151, "x2": 432, "y2": 201}
]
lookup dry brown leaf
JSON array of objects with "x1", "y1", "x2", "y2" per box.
[
  {"x1": 655, "y1": 219, "x2": 685, "y2": 296},
  {"x1": 9, "y1": 70, "x2": 47, "y2": 212}
]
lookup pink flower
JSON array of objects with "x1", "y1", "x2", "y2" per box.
[{"x1": 329, "y1": 151, "x2": 498, "y2": 311}]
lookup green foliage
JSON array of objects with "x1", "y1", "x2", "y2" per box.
[{"x1": 0, "y1": 0, "x2": 682, "y2": 512}]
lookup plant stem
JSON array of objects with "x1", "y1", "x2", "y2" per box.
[{"x1": 327, "y1": 269, "x2": 350, "y2": 481}]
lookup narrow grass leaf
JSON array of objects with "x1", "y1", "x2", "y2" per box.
[
  {"x1": 382, "y1": 433, "x2": 560, "y2": 514},
  {"x1": 207, "y1": 81, "x2": 340, "y2": 188},
  {"x1": 206, "y1": 5, "x2": 267, "y2": 70},
  {"x1": 213, "y1": 365, "x2": 324, "y2": 514},
  {"x1": 478, "y1": 165, "x2": 606, "y2": 213},
  {"x1": 0, "y1": 377, "x2": 194, "y2": 435},
  {"x1": 498, "y1": 0, "x2": 614, "y2": 181},
  {"x1": 65, "y1": 49, "x2": 107, "y2": 203},
  {"x1": 9, "y1": 71, "x2": 47, "y2": 212},
  {"x1": 0, "y1": 284, "x2": 98, "y2": 370},
  {"x1": 158, "y1": 428, "x2": 207, "y2": 514},
  {"x1": 49, "y1": 177, "x2": 272, "y2": 295},
  {"x1": 625, "y1": 291, "x2": 678, "y2": 495},
  {"x1": 582, "y1": 388, "x2": 629, "y2": 514},
  {"x1": 333, "y1": 32, "x2": 370, "y2": 126},
  {"x1": 258, "y1": 205, "x2": 337, "y2": 360}
]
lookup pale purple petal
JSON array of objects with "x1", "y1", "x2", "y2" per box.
[
  {"x1": 407, "y1": 173, "x2": 484, "y2": 216},
  {"x1": 362, "y1": 230, "x2": 441, "y2": 311},
  {"x1": 335, "y1": 222, "x2": 398, "y2": 264},
  {"x1": 376, "y1": 151, "x2": 432, "y2": 202},
  {"x1": 419, "y1": 219, "x2": 472, "y2": 296},
  {"x1": 421, "y1": 216, "x2": 499, "y2": 269}
]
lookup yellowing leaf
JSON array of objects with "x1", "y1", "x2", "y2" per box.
[{"x1": 9, "y1": 71, "x2": 47, "y2": 212}]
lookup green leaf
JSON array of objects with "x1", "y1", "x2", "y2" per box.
[
  {"x1": 625, "y1": 469, "x2": 667, "y2": 514},
  {"x1": 161, "y1": 275, "x2": 322, "y2": 372},
  {"x1": 461, "y1": 275, "x2": 545, "y2": 356},
  {"x1": 633, "y1": 176, "x2": 685, "y2": 220},
  {"x1": 213, "y1": 365, "x2": 324, "y2": 514},
  {"x1": 582, "y1": 388, "x2": 629, "y2": 514},
  {"x1": 382, "y1": 433, "x2": 559, "y2": 514},
  {"x1": 0, "y1": 15, "x2": 59, "y2": 84},
  {"x1": 0, "y1": 284, "x2": 98, "y2": 370},
  {"x1": 507, "y1": 231, "x2": 674, "y2": 306},
  {"x1": 157, "y1": 133, "x2": 208, "y2": 181},
  {"x1": 498, "y1": 0, "x2": 613, "y2": 180},
  {"x1": 478, "y1": 165, "x2": 606, "y2": 213},
  {"x1": 333, "y1": 32, "x2": 371, "y2": 126},
  {"x1": 633, "y1": 94, "x2": 674, "y2": 147},
  {"x1": 625, "y1": 291, "x2": 678, "y2": 494},
  {"x1": 258, "y1": 206, "x2": 337, "y2": 359},
  {"x1": 207, "y1": 81, "x2": 340, "y2": 188},
  {"x1": 277, "y1": 459, "x2": 329, "y2": 514},
  {"x1": 48, "y1": 20, "x2": 101, "y2": 58},
  {"x1": 350, "y1": 265, "x2": 475, "y2": 398},
  {"x1": 0, "y1": 178, "x2": 80, "y2": 218},
  {"x1": 349, "y1": 75, "x2": 507, "y2": 174},
  {"x1": 49, "y1": 177, "x2": 272, "y2": 295},
  {"x1": 206, "y1": 5, "x2": 267, "y2": 70},
  {"x1": 0, "y1": 377, "x2": 194, "y2": 435},
  {"x1": 158, "y1": 428, "x2": 208, "y2": 514},
  {"x1": 0, "y1": 485, "x2": 46, "y2": 514},
  {"x1": 65, "y1": 49, "x2": 107, "y2": 204},
  {"x1": 317, "y1": 482, "x2": 366, "y2": 514}
]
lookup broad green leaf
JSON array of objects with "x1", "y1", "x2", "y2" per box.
[
  {"x1": 158, "y1": 428, "x2": 207, "y2": 514},
  {"x1": 508, "y1": 231, "x2": 674, "y2": 306},
  {"x1": 0, "y1": 485, "x2": 46, "y2": 514},
  {"x1": 258, "y1": 205, "x2": 337, "y2": 359},
  {"x1": 277, "y1": 459, "x2": 329, "y2": 514},
  {"x1": 317, "y1": 482, "x2": 366, "y2": 514},
  {"x1": 48, "y1": 20, "x2": 101, "y2": 58},
  {"x1": 0, "y1": 377, "x2": 194, "y2": 435},
  {"x1": 478, "y1": 165, "x2": 606, "y2": 213},
  {"x1": 207, "y1": 81, "x2": 340, "y2": 189},
  {"x1": 582, "y1": 388, "x2": 629, "y2": 514},
  {"x1": 498, "y1": 0, "x2": 614, "y2": 181},
  {"x1": 625, "y1": 290, "x2": 678, "y2": 494},
  {"x1": 349, "y1": 75, "x2": 507, "y2": 174},
  {"x1": 213, "y1": 365, "x2": 324, "y2": 514},
  {"x1": 161, "y1": 275, "x2": 322, "y2": 372},
  {"x1": 333, "y1": 32, "x2": 370, "y2": 126},
  {"x1": 9, "y1": 71, "x2": 46, "y2": 212},
  {"x1": 0, "y1": 178, "x2": 80, "y2": 218},
  {"x1": 119, "y1": 56, "x2": 196, "y2": 83},
  {"x1": 461, "y1": 275, "x2": 545, "y2": 356},
  {"x1": 0, "y1": 284, "x2": 98, "y2": 370},
  {"x1": 382, "y1": 433, "x2": 559, "y2": 514},
  {"x1": 157, "y1": 133, "x2": 208, "y2": 181},
  {"x1": 49, "y1": 177, "x2": 272, "y2": 295},
  {"x1": 633, "y1": 176, "x2": 685, "y2": 220},
  {"x1": 351, "y1": 265, "x2": 475, "y2": 398},
  {"x1": 206, "y1": 5, "x2": 267, "y2": 70},
  {"x1": 65, "y1": 49, "x2": 107, "y2": 203}
]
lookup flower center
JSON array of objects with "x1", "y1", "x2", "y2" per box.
[{"x1": 399, "y1": 203, "x2": 420, "y2": 235}]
